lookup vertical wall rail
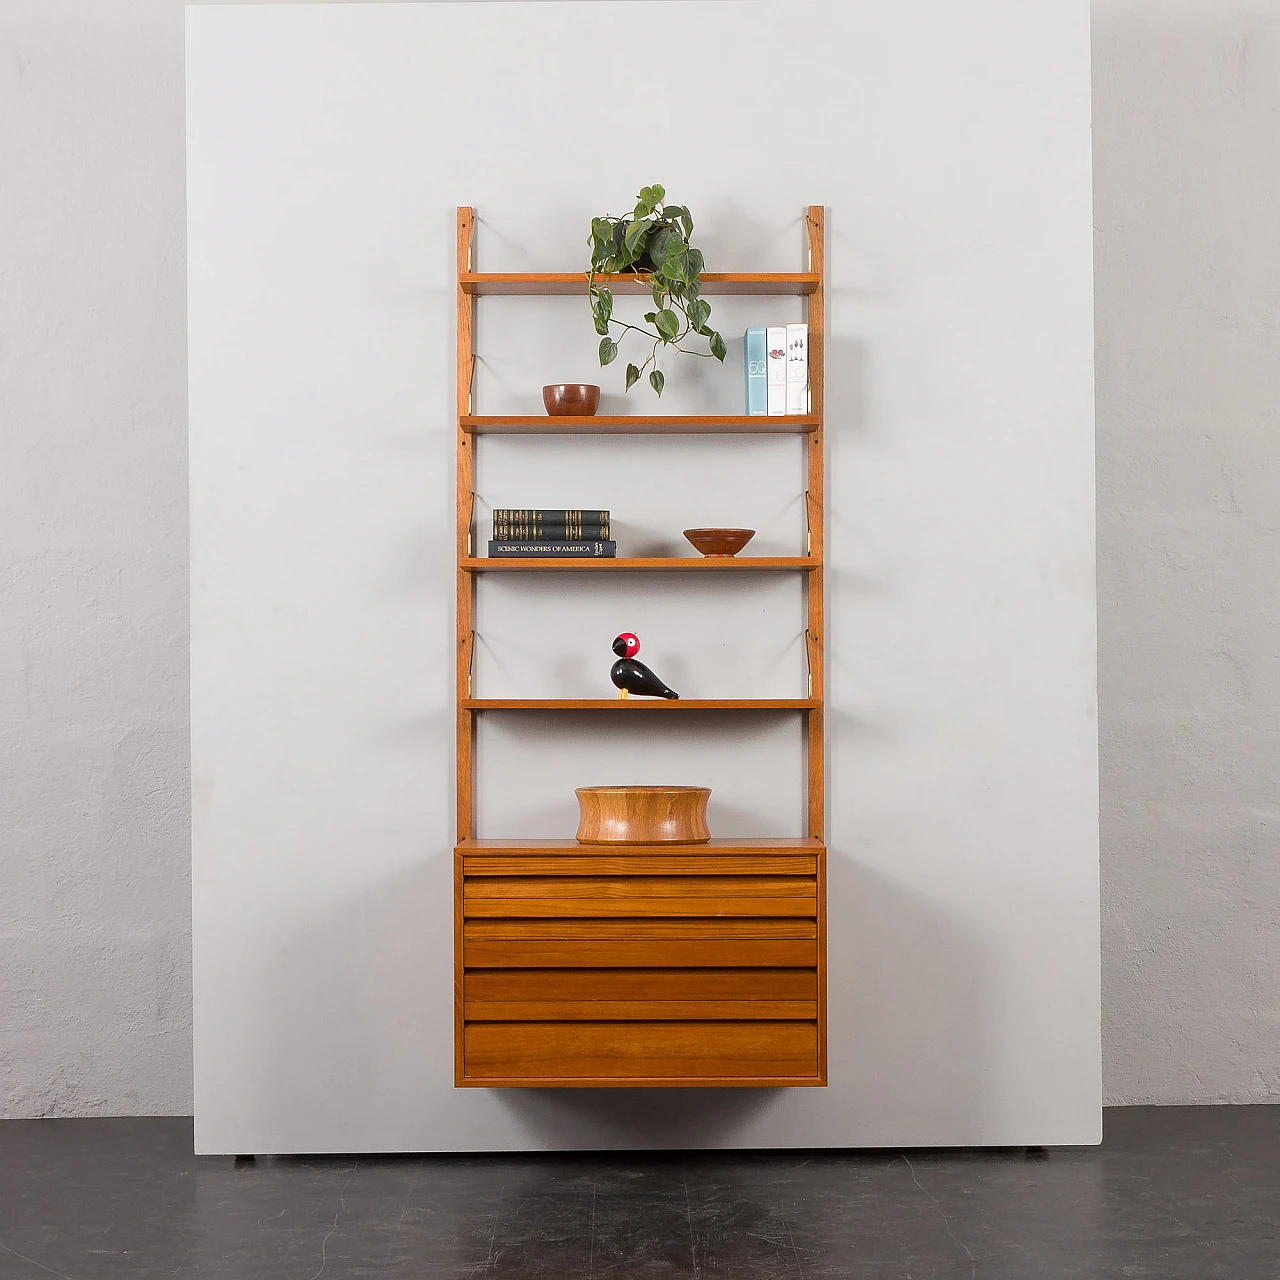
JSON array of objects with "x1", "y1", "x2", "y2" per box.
[
  {"x1": 456, "y1": 208, "x2": 476, "y2": 841},
  {"x1": 805, "y1": 206, "x2": 826, "y2": 844}
]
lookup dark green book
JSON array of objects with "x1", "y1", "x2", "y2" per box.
[{"x1": 492, "y1": 510, "x2": 610, "y2": 541}]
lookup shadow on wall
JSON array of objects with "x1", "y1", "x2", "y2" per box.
[
  {"x1": 492, "y1": 857, "x2": 989, "y2": 1151},
  {"x1": 210, "y1": 832, "x2": 991, "y2": 1152}
]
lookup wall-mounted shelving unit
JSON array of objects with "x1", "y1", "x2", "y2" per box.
[{"x1": 454, "y1": 206, "x2": 827, "y2": 1088}]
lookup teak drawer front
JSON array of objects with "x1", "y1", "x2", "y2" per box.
[
  {"x1": 465, "y1": 896, "x2": 814, "y2": 919},
  {"x1": 453, "y1": 843, "x2": 826, "y2": 1085},
  {"x1": 465, "y1": 918, "x2": 816, "y2": 941},
  {"x1": 466, "y1": 968, "x2": 818, "y2": 1002},
  {"x1": 466, "y1": 1000, "x2": 816, "y2": 1021},
  {"x1": 464, "y1": 855, "x2": 818, "y2": 878},
  {"x1": 462, "y1": 1021, "x2": 820, "y2": 1085},
  {"x1": 465, "y1": 938, "x2": 819, "y2": 969},
  {"x1": 465, "y1": 875, "x2": 814, "y2": 919},
  {"x1": 465, "y1": 968, "x2": 818, "y2": 1022}
]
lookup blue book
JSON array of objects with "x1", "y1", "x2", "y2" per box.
[{"x1": 744, "y1": 327, "x2": 767, "y2": 415}]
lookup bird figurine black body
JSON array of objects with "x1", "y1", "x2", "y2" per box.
[{"x1": 610, "y1": 632, "x2": 679, "y2": 700}]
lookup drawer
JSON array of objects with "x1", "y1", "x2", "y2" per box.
[
  {"x1": 462, "y1": 1020, "x2": 820, "y2": 1085},
  {"x1": 464, "y1": 937, "x2": 819, "y2": 969},
  {"x1": 464, "y1": 855, "x2": 819, "y2": 877},
  {"x1": 464, "y1": 874, "x2": 816, "y2": 919},
  {"x1": 464, "y1": 967, "x2": 818, "y2": 1021},
  {"x1": 465, "y1": 918, "x2": 815, "y2": 941}
]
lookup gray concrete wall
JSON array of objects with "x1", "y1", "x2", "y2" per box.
[
  {"x1": 0, "y1": 0, "x2": 1275, "y2": 1116},
  {"x1": 1, "y1": 1, "x2": 190, "y2": 1116},
  {"x1": 1094, "y1": 0, "x2": 1280, "y2": 1105}
]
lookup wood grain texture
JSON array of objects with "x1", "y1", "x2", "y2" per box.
[
  {"x1": 452, "y1": 208, "x2": 828, "y2": 1087},
  {"x1": 464, "y1": 968, "x2": 819, "y2": 1002},
  {"x1": 457, "y1": 838, "x2": 825, "y2": 854},
  {"x1": 464, "y1": 939, "x2": 819, "y2": 969},
  {"x1": 816, "y1": 843, "x2": 828, "y2": 1084},
  {"x1": 460, "y1": 556, "x2": 820, "y2": 572},
  {"x1": 459, "y1": 272, "x2": 820, "y2": 296},
  {"x1": 461, "y1": 415, "x2": 818, "y2": 435},
  {"x1": 465, "y1": 876, "x2": 817, "y2": 899},
  {"x1": 463, "y1": 698, "x2": 819, "y2": 711},
  {"x1": 465, "y1": 999, "x2": 817, "y2": 1021},
  {"x1": 463, "y1": 854, "x2": 819, "y2": 876},
  {"x1": 453, "y1": 850, "x2": 465, "y2": 1085},
  {"x1": 455, "y1": 207, "x2": 476, "y2": 842},
  {"x1": 464, "y1": 918, "x2": 817, "y2": 941},
  {"x1": 462, "y1": 1021, "x2": 819, "y2": 1081},
  {"x1": 574, "y1": 785, "x2": 710, "y2": 845},
  {"x1": 465, "y1": 895, "x2": 815, "y2": 919},
  {"x1": 805, "y1": 206, "x2": 826, "y2": 844}
]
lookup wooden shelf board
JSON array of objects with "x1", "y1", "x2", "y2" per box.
[
  {"x1": 457, "y1": 1074, "x2": 826, "y2": 1089},
  {"x1": 460, "y1": 272, "x2": 819, "y2": 297},
  {"x1": 462, "y1": 415, "x2": 818, "y2": 435},
  {"x1": 462, "y1": 698, "x2": 818, "y2": 712},
  {"x1": 461, "y1": 556, "x2": 819, "y2": 572},
  {"x1": 457, "y1": 838, "x2": 825, "y2": 853}
]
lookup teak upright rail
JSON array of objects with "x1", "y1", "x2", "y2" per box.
[{"x1": 454, "y1": 207, "x2": 827, "y2": 1087}]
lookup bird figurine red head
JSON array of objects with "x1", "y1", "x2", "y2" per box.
[{"x1": 610, "y1": 632, "x2": 678, "y2": 700}]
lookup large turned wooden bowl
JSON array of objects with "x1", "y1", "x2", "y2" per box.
[{"x1": 575, "y1": 786, "x2": 712, "y2": 844}]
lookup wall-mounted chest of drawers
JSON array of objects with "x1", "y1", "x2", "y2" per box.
[{"x1": 455, "y1": 838, "x2": 827, "y2": 1087}]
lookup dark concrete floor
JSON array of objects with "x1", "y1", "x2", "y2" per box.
[{"x1": 0, "y1": 1106, "x2": 1276, "y2": 1278}]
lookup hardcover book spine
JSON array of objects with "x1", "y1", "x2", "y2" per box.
[
  {"x1": 785, "y1": 322, "x2": 809, "y2": 414},
  {"x1": 491, "y1": 509, "x2": 609, "y2": 524},
  {"x1": 744, "y1": 327, "x2": 767, "y2": 416},
  {"x1": 766, "y1": 326, "x2": 787, "y2": 416},
  {"x1": 486, "y1": 540, "x2": 617, "y2": 558},
  {"x1": 492, "y1": 520, "x2": 610, "y2": 541}
]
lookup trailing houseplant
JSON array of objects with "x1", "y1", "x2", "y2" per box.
[{"x1": 586, "y1": 185, "x2": 727, "y2": 396}]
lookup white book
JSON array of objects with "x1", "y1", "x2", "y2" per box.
[
  {"x1": 785, "y1": 322, "x2": 809, "y2": 414},
  {"x1": 766, "y1": 326, "x2": 787, "y2": 415}
]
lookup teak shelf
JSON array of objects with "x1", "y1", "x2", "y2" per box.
[
  {"x1": 461, "y1": 556, "x2": 819, "y2": 573},
  {"x1": 461, "y1": 415, "x2": 819, "y2": 435},
  {"x1": 460, "y1": 272, "x2": 820, "y2": 296},
  {"x1": 455, "y1": 206, "x2": 827, "y2": 1089},
  {"x1": 462, "y1": 698, "x2": 820, "y2": 712}
]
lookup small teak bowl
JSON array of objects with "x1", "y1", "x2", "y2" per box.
[
  {"x1": 543, "y1": 383, "x2": 601, "y2": 416},
  {"x1": 683, "y1": 528, "x2": 756, "y2": 558},
  {"x1": 575, "y1": 786, "x2": 712, "y2": 845}
]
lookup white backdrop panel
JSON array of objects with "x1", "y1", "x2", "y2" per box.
[{"x1": 189, "y1": 0, "x2": 1099, "y2": 1152}]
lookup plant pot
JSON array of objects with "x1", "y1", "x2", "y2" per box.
[
  {"x1": 574, "y1": 785, "x2": 712, "y2": 844},
  {"x1": 610, "y1": 221, "x2": 659, "y2": 274}
]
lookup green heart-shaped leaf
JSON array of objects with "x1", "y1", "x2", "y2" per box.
[{"x1": 624, "y1": 218, "x2": 651, "y2": 255}]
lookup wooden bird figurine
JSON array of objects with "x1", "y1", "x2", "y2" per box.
[{"x1": 610, "y1": 632, "x2": 679, "y2": 700}]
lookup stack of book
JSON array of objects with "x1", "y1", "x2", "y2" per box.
[
  {"x1": 743, "y1": 323, "x2": 808, "y2": 416},
  {"x1": 487, "y1": 509, "x2": 616, "y2": 558}
]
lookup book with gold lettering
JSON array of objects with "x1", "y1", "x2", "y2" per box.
[
  {"x1": 487, "y1": 540, "x2": 616, "y2": 558},
  {"x1": 492, "y1": 509, "x2": 610, "y2": 541}
]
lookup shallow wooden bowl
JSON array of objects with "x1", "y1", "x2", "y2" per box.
[
  {"x1": 682, "y1": 528, "x2": 756, "y2": 557},
  {"x1": 543, "y1": 383, "x2": 601, "y2": 416},
  {"x1": 575, "y1": 786, "x2": 712, "y2": 844}
]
